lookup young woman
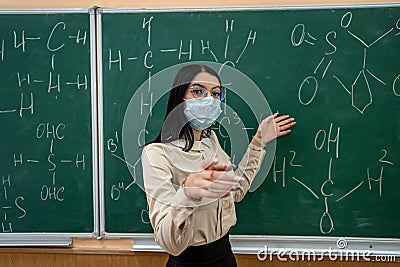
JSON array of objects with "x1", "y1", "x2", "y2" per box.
[{"x1": 142, "y1": 64, "x2": 295, "y2": 267}]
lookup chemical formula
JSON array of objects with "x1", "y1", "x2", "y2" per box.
[{"x1": 0, "y1": 15, "x2": 91, "y2": 233}]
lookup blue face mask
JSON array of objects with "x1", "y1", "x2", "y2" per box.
[{"x1": 184, "y1": 96, "x2": 222, "y2": 130}]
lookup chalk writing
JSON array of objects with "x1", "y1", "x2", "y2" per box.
[
  {"x1": 0, "y1": 13, "x2": 92, "y2": 233},
  {"x1": 0, "y1": 175, "x2": 27, "y2": 233},
  {"x1": 294, "y1": 11, "x2": 399, "y2": 113}
]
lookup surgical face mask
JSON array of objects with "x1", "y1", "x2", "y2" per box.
[{"x1": 184, "y1": 96, "x2": 222, "y2": 131}]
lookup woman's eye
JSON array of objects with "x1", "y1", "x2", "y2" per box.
[
  {"x1": 212, "y1": 92, "x2": 221, "y2": 97},
  {"x1": 193, "y1": 89, "x2": 203, "y2": 95}
]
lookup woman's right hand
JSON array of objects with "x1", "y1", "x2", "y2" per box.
[{"x1": 183, "y1": 158, "x2": 243, "y2": 200}]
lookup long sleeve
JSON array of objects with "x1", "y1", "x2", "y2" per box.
[
  {"x1": 232, "y1": 143, "x2": 266, "y2": 202},
  {"x1": 141, "y1": 144, "x2": 201, "y2": 256},
  {"x1": 207, "y1": 131, "x2": 266, "y2": 203}
]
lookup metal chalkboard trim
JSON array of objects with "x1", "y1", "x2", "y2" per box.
[
  {"x1": 99, "y1": 2, "x2": 400, "y2": 14},
  {"x1": 96, "y1": 7, "x2": 107, "y2": 238},
  {"x1": 90, "y1": 7, "x2": 100, "y2": 238},
  {"x1": 120, "y1": 233, "x2": 400, "y2": 256},
  {"x1": 0, "y1": 8, "x2": 94, "y2": 14}
]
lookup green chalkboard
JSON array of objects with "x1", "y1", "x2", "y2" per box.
[
  {"x1": 0, "y1": 10, "x2": 96, "y2": 235},
  {"x1": 100, "y1": 5, "x2": 400, "y2": 239}
]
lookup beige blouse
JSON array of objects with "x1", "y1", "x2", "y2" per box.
[{"x1": 141, "y1": 131, "x2": 265, "y2": 256}]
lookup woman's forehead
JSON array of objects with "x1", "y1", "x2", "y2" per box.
[{"x1": 191, "y1": 72, "x2": 220, "y2": 86}]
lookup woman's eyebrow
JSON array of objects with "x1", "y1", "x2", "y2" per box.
[
  {"x1": 211, "y1": 85, "x2": 222, "y2": 90},
  {"x1": 190, "y1": 83, "x2": 221, "y2": 89},
  {"x1": 189, "y1": 83, "x2": 207, "y2": 88}
]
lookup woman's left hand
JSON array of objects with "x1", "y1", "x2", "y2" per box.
[{"x1": 252, "y1": 113, "x2": 295, "y2": 147}]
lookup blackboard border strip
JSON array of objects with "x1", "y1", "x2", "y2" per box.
[
  {"x1": 0, "y1": 9, "x2": 93, "y2": 14},
  {"x1": 117, "y1": 233, "x2": 400, "y2": 256},
  {"x1": 96, "y1": 7, "x2": 107, "y2": 238},
  {"x1": 98, "y1": 2, "x2": 400, "y2": 14},
  {"x1": 0, "y1": 233, "x2": 95, "y2": 246},
  {"x1": 90, "y1": 6, "x2": 101, "y2": 238}
]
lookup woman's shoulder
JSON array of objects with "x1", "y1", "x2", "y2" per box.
[
  {"x1": 142, "y1": 141, "x2": 182, "y2": 160},
  {"x1": 209, "y1": 129, "x2": 218, "y2": 141},
  {"x1": 141, "y1": 143, "x2": 172, "y2": 169},
  {"x1": 142, "y1": 142, "x2": 166, "y2": 155},
  {"x1": 143, "y1": 142, "x2": 163, "y2": 149},
  {"x1": 208, "y1": 130, "x2": 223, "y2": 148},
  {"x1": 142, "y1": 142, "x2": 165, "y2": 158}
]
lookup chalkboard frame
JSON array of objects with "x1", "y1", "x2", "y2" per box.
[
  {"x1": 98, "y1": 4, "x2": 400, "y2": 256},
  {"x1": 0, "y1": 8, "x2": 99, "y2": 245}
]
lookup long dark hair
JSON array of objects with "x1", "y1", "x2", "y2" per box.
[{"x1": 151, "y1": 64, "x2": 221, "y2": 152}]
